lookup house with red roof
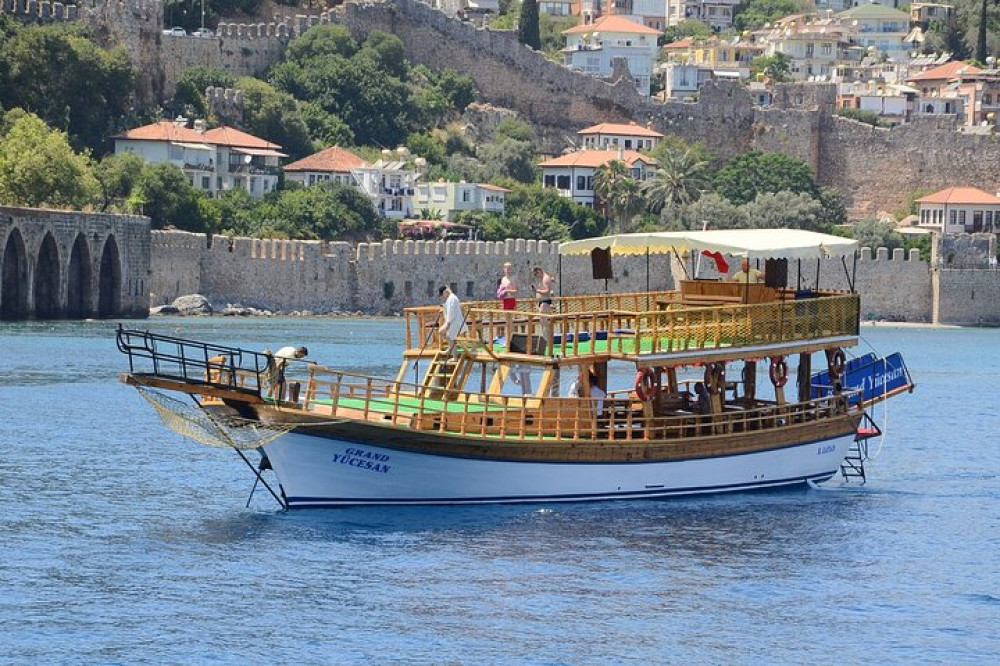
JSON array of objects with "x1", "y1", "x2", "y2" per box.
[
  {"x1": 538, "y1": 149, "x2": 657, "y2": 206},
  {"x1": 577, "y1": 121, "x2": 663, "y2": 151},
  {"x1": 916, "y1": 186, "x2": 1000, "y2": 233},
  {"x1": 283, "y1": 146, "x2": 369, "y2": 188},
  {"x1": 114, "y1": 119, "x2": 285, "y2": 199},
  {"x1": 562, "y1": 15, "x2": 661, "y2": 96}
]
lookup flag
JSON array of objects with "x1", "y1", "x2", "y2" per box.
[{"x1": 701, "y1": 250, "x2": 729, "y2": 274}]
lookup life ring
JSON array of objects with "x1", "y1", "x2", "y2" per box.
[
  {"x1": 829, "y1": 348, "x2": 846, "y2": 376},
  {"x1": 769, "y1": 356, "x2": 788, "y2": 388},
  {"x1": 704, "y1": 361, "x2": 725, "y2": 395},
  {"x1": 635, "y1": 368, "x2": 660, "y2": 402}
]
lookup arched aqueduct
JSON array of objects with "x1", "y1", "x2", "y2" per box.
[{"x1": 0, "y1": 207, "x2": 150, "y2": 320}]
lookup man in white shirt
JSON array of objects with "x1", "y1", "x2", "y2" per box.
[
  {"x1": 265, "y1": 346, "x2": 308, "y2": 399},
  {"x1": 438, "y1": 285, "x2": 466, "y2": 346}
]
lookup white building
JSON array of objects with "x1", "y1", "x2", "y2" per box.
[
  {"x1": 661, "y1": 0, "x2": 739, "y2": 30},
  {"x1": 538, "y1": 149, "x2": 658, "y2": 206},
  {"x1": 351, "y1": 158, "x2": 422, "y2": 220},
  {"x1": 916, "y1": 187, "x2": 1000, "y2": 233},
  {"x1": 837, "y1": 4, "x2": 911, "y2": 60},
  {"x1": 283, "y1": 145, "x2": 368, "y2": 188},
  {"x1": 114, "y1": 120, "x2": 285, "y2": 199},
  {"x1": 562, "y1": 15, "x2": 661, "y2": 96},
  {"x1": 413, "y1": 181, "x2": 510, "y2": 220},
  {"x1": 577, "y1": 121, "x2": 664, "y2": 150}
]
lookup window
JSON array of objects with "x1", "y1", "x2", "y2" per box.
[
  {"x1": 309, "y1": 174, "x2": 316, "y2": 185},
  {"x1": 462, "y1": 189, "x2": 471, "y2": 203},
  {"x1": 949, "y1": 210, "x2": 957, "y2": 226},
  {"x1": 821, "y1": 43, "x2": 832, "y2": 56},
  {"x1": 556, "y1": 175, "x2": 571, "y2": 190},
  {"x1": 466, "y1": 281, "x2": 474, "y2": 297},
  {"x1": 201, "y1": 176, "x2": 210, "y2": 189},
  {"x1": 544, "y1": 174, "x2": 556, "y2": 187},
  {"x1": 577, "y1": 175, "x2": 587, "y2": 191},
  {"x1": 586, "y1": 176, "x2": 594, "y2": 191},
  {"x1": 958, "y1": 210, "x2": 966, "y2": 227}
]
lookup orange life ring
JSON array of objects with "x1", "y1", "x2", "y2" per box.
[
  {"x1": 635, "y1": 368, "x2": 660, "y2": 402},
  {"x1": 769, "y1": 356, "x2": 788, "y2": 388}
]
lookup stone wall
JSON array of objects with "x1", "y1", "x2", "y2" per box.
[
  {"x1": 1, "y1": 206, "x2": 150, "y2": 319},
  {"x1": 144, "y1": 229, "x2": 1000, "y2": 326}
]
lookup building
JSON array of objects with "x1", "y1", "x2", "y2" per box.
[
  {"x1": 916, "y1": 186, "x2": 1000, "y2": 233},
  {"x1": 114, "y1": 119, "x2": 285, "y2": 199},
  {"x1": 910, "y1": 2, "x2": 954, "y2": 26},
  {"x1": 539, "y1": 0, "x2": 579, "y2": 17},
  {"x1": 660, "y1": 0, "x2": 739, "y2": 30},
  {"x1": 562, "y1": 15, "x2": 661, "y2": 96},
  {"x1": 836, "y1": 4, "x2": 912, "y2": 60},
  {"x1": 577, "y1": 122, "x2": 664, "y2": 150},
  {"x1": 283, "y1": 145, "x2": 368, "y2": 188},
  {"x1": 538, "y1": 149, "x2": 658, "y2": 206},
  {"x1": 412, "y1": 181, "x2": 510, "y2": 220},
  {"x1": 351, "y1": 159, "x2": 422, "y2": 220}
]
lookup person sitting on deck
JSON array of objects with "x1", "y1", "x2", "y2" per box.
[{"x1": 694, "y1": 381, "x2": 711, "y2": 414}]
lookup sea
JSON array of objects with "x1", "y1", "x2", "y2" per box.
[{"x1": 0, "y1": 317, "x2": 997, "y2": 665}]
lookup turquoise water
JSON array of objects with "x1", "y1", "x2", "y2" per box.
[{"x1": 0, "y1": 318, "x2": 998, "y2": 664}]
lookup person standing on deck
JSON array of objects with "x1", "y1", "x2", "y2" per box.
[
  {"x1": 497, "y1": 262, "x2": 518, "y2": 311},
  {"x1": 265, "y1": 346, "x2": 308, "y2": 399},
  {"x1": 438, "y1": 285, "x2": 466, "y2": 347},
  {"x1": 531, "y1": 267, "x2": 555, "y2": 313},
  {"x1": 730, "y1": 258, "x2": 764, "y2": 284}
]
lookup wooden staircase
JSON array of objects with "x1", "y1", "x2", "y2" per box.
[{"x1": 420, "y1": 350, "x2": 475, "y2": 399}]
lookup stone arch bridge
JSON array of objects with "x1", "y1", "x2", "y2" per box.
[{"x1": 0, "y1": 207, "x2": 150, "y2": 320}]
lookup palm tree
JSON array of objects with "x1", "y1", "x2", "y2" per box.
[
  {"x1": 640, "y1": 147, "x2": 709, "y2": 213},
  {"x1": 593, "y1": 159, "x2": 628, "y2": 222},
  {"x1": 609, "y1": 177, "x2": 645, "y2": 233}
]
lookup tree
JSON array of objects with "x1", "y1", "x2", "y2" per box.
[
  {"x1": 94, "y1": 152, "x2": 146, "y2": 212},
  {"x1": 172, "y1": 66, "x2": 237, "y2": 119},
  {"x1": 734, "y1": 0, "x2": 808, "y2": 31},
  {"x1": 608, "y1": 178, "x2": 646, "y2": 233},
  {"x1": 713, "y1": 151, "x2": 820, "y2": 205},
  {"x1": 593, "y1": 159, "x2": 629, "y2": 218},
  {"x1": 923, "y1": 16, "x2": 972, "y2": 60},
  {"x1": 236, "y1": 183, "x2": 389, "y2": 242},
  {"x1": 284, "y1": 23, "x2": 357, "y2": 62},
  {"x1": 518, "y1": 0, "x2": 541, "y2": 51},
  {"x1": 478, "y1": 139, "x2": 537, "y2": 183},
  {"x1": 684, "y1": 193, "x2": 748, "y2": 231},
  {"x1": 751, "y1": 52, "x2": 792, "y2": 83},
  {"x1": 237, "y1": 77, "x2": 315, "y2": 160},
  {"x1": 662, "y1": 20, "x2": 712, "y2": 46},
  {"x1": 0, "y1": 25, "x2": 134, "y2": 153},
  {"x1": 740, "y1": 191, "x2": 825, "y2": 230},
  {"x1": 850, "y1": 217, "x2": 904, "y2": 251},
  {"x1": 640, "y1": 147, "x2": 709, "y2": 212},
  {"x1": 130, "y1": 163, "x2": 206, "y2": 231},
  {"x1": 0, "y1": 110, "x2": 98, "y2": 209}
]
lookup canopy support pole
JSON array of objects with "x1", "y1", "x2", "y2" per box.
[
  {"x1": 673, "y1": 248, "x2": 690, "y2": 280},
  {"x1": 645, "y1": 248, "x2": 650, "y2": 311}
]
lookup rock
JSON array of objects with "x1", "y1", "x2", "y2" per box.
[
  {"x1": 150, "y1": 305, "x2": 180, "y2": 315},
  {"x1": 171, "y1": 294, "x2": 213, "y2": 315}
]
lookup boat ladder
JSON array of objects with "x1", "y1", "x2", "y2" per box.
[
  {"x1": 420, "y1": 350, "x2": 473, "y2": 399},
  {"x1": 841, "y1": 413, "x2": 882, "y2": 484}
]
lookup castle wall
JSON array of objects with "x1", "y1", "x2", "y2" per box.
[{"x1": 937, "y1": 269, "x2": 1000, "y2": 325}]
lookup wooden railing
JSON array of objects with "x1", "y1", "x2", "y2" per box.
[
  {"x1": 286, "y1": 364, "x2": 862, "y2": 444},
  {"x1": 403, "y1": 292, "x2": 860, "y2": 360}
]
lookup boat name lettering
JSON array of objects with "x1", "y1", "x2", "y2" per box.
[
  {"x1": 816, "y1": 444, "x2": 836, "y2": 455},
  {"x1": 332, "y1": 448, "x2": 391, "y2": 474}
]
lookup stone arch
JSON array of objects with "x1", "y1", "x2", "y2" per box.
[
  {"x1": 1, "y1": 228, "x2": 30, "y2": 320},
  {"x1": 98, "y1": 235, "x2": 122, "y2": 317},
  {"x1": 66, "y1": 233, "x2": 93, "y2": 319},
  {"x1": 33, "y1": 232, "x2": 61, "y2": 319}
]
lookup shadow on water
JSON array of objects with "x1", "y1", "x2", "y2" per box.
[{"x1": 185, "y1": 483, "x2": 883, "y2": 565}]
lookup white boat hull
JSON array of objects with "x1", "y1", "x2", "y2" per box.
[{"x1": 263, "y1": 432, "x2": 854, "y2": 508}]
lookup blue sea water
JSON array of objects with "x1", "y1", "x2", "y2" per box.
[{"x1": 0, "y1": 318, "x2": 998, "y2": 665}]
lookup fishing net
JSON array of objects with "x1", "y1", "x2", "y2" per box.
[{"x1": 136, "y1": 386, "x2": 296, "y2": 450}]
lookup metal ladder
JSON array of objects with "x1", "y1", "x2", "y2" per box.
[{"x1": 841, "y1": 413, "x2": 882, "y2": 484}]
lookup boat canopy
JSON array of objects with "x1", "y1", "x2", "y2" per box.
[{"x1": 559, "y1": 229, "x2": 859, "y2": 261}]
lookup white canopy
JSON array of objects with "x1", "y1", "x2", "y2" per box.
[{"x1": 558, "y1": 229, "x2": 858, "y2": 261}]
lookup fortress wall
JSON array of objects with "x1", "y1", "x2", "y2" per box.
[
  {"x1": 352, "y1": 238, "x2": 675, "y2": 314},
  {"x1": 150, "y1": 230, "x2": 204, "y2": 305},
  {"x1": 937, "y1": 269, "x2": 1000, "y2": 325}
]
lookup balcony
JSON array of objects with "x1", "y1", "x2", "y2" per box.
[{"x1": 228, "y1": 163, "x2": 280, "y2": 176}]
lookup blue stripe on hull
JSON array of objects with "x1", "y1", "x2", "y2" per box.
[{"x1": 284, "y1": 470, "x2": 839, "y2": 509}]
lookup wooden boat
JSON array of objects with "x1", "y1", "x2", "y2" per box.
[{"x1": 118, "y1": 230, "x2": 914, "y2": 508}]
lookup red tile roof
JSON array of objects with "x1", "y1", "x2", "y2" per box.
[
  {"x1": 114, "y1": 121, "x2": 208, "y2": 143},
  {"x1": 578, "y1": 122, "x2": 664, "y2": 138},
  {"x1": 564, "y1": 15, "x2": 661, "y2": 36},
  {"x1": 916, "y1": 186, "x2": 1000, "y2": 205},
  {"x1": 284, "y1": 145, "x2": 368, "y2": 172},
  {"x1": 115, "y1": 121, "x2": 281, "y2": 150},
  {"x1": 539, "y1": 149, "x2": 656, "y2": 169},
  {"x1": 907, "y1": 61, "x2": 981, "y2": 83},
  {"x1": 201, "y1": 126, "x2": 281, "y2": 150}
]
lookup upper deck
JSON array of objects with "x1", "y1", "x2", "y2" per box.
[{"x1": 404, "y1": 286, "x2": 860, "y2": 367}]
